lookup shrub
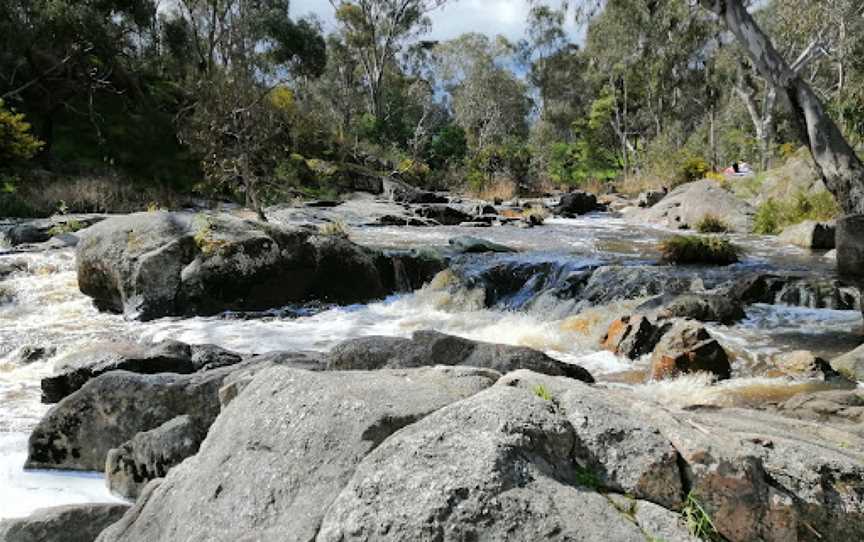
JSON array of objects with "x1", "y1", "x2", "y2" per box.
[
  {"x1": 47, "y1": 219, "x2": 83, "y2": 236},
  {"x1": 753, "y1": 191, "x2": 840, "y2": 235},
  {"x1": 532, "y1": 384, "x2": 552, "y2": 401},
  {"x1": 0, "y1": 99, "x2": 44, "y2": 162},
  {"x1": 677, "y1": 156, "x2": 711, "y2": 186},
  {"x1": 659, "y1": 235, "x2": 742, "y2": 266},
  {"x1": 694, "y1": 214, "x2": 731, "y2": 233}
]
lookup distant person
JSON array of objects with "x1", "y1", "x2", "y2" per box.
[{"x1": 732, "y1": 162, "x2": 740, "y2": 174}]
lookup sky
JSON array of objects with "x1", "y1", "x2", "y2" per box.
[{"x1": 290, "y1": 0, "x2": 583, "y2": 43}]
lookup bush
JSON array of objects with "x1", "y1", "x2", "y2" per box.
[
  {"x1": 659, "y1": 235, "x2": 742, "y2": 266},
  {"x1": 0, "y1": 99, "x2": 44, "y2": 162},
  {"x1": 695, "y1": 214, "x2": 731, "y2": 233},
  {"x1": 678, "y1": 156, "x2": 711, "y2": 186},
  {"x1": 753, "y1": 191, "x2": 840, "y2": 235}
]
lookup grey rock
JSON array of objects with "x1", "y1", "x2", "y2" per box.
[
  {"x1": 317, "y1": 385, "x2": 680, "y2": 542},
  {"x1": 106, "y1": 415, "x2": 207, "y2": 499},
  {"x1": 731, "y1": 273, "x2": 860, "y2": 310},
  {"x1": 499, "y1": 371, "x2": 684, "y2": 509},
  {"x1": 448, "y1": 235, "x2": 515, "y2": 254},
  {"x1": 606, "y1": 495, "x2": 699, "y2": 542},
  {"x1": 831, "y1": 344, "x2": 864, "y2": 382},
  {"x1": 600, "y1": 315, "x2": 668, "y2": 360},
  {"x1": 327, "y1": 330, "x2": 595, "y2": 383},
  {"x1": 777, "y1": 388, "x2": 864, "y2": 424},
  {"x1": 638, "y1": 180, "x2": 755, "y2": 233},
  {"x1": 41, "y1": 340, "x2": 195, "y2": 404},
  {"x1": 0, "y1": 503, "x2": 129, "y2": 542},
  {"x1": 457, "y1": 221, "x2": 491, "y2": 228},
  {"x1": 96, "y1": 366, "x2": 498, "y2": 542},
  {"x1": 77, "y1": 212, "x2": 436, "y2": 321},
  {"x1": 8, "y1": 345, "x2": 56, "y2": 365},
  {"x1": 27, "y1": 366, "x2": 236, "y2": 471},
  {"x1": 414, "y1": 204, "x2": 474, "y2": 225},
  {"x1": 773, "y1": 350, "x2": 845, "y2": 381},
  {"x1": 638, "y1": 189, "x2": 667, "y2": 208},
  {"x1": 778, "y1": 220, "x2": 836, "y2": 249}
]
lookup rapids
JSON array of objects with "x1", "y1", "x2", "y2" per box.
[{"x1": 0, "y1": 213, "x2": 859, "y2": 519}]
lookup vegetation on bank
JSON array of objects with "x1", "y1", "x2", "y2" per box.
[
  {"x1": 1, "y1": 0, "x2": 861, "y2": 218},
  {"x1": 660, "y1": 235, "x2": 742, "y2": 266},
  {"x1": 753, "y1": 191, "x2": 840, "y2": 235}
]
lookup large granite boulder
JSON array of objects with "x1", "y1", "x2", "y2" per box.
[
  {"x1": 639, "y1": 180, "x2": 755, "y2": 232},
  {"x1": 778, "y1": 220, "x2": 836, "y2": 249},
  {"x1": 317, "y1": 385, "x2": 690, "y2": 542},
  {"x1": 831, "y1": 344, "x2": 864, "y2": 382},
  {"x1": 0, "y1": 504, "x2": 129, "y2": 542},
  {"x1": 326, "y1": 330, "x2": 595, "y2": 383},
  {"x1": 650, "y1": 321, "x2": 731, "y2": 380},
  {"x1": 96, "y1": 366, "x2": 498, "y2": 542},
  {"x1": 76, "y1": 212, "x2": 440, "y2": 320}
]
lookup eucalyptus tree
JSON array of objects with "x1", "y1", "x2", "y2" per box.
[{"x1": 329, "y1": 0, "x2": 450, "y2": 122}]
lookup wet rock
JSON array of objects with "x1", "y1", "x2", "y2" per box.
[
  {"x1": 638, "y1": 189, "x2": 667, "y2": 208},
  {"x1": 601, "y1": 315, "x2": 668, "y2": 359},
  {"x1": 499, "y1": 372, "x2": 685, "y2": 509},
  {"x1": 318, "y1": 385, "x2": 676, "y2": 542},
  {"x1": 8, "y1": 345, "x2": 56, "y2": 365},
  {"x1": 637, "y1": 293, "x2": 746, "y2": 324},
  {"x1": 413, "y1": 204, "x2": 473, "y2": 225},
  {"x1": 732, "y1": 273, "x2": 861, "y2": 310},
  {"x1": 457, "y1": 221, "x2": 491, "y2": 228},
  {"x1": 638, "y1": 180, "x2": 754, "y2": 232},
  {"x1": 95, "y1": 366, "x2": 498, "y2": 542},
  {"x1": 553, "y1": 191, "x2": 600, "y2": 217},
  {"x1": 189, "y1": 344, "x2": 243, "y2": 371},
  {"x1": 778, "y1": 220, "x2": 836, "y2": 249},
  {"x1": 105, "y1": 415, "x2": 208, "y2": 499},
  {"x1": 1, "y1": 216, "x2": 104, "y2": 247},
  {"x1": 41, "y1": 340, "x2": 195, "y2": 404},
  {"x1": 448, "y1": 235, "x2": 515, "y2": 254},
  {"x1": 777, "y1": 388, "x2": 864, "y2": 424},
  {"x1": 650, "y1": 321, "x2": 731, "y2": 380},
  {"x1": 327, "y1": 330, "x2": 595, "y2": 383},
  {"x1": 579, "y1": 266, "x2": 701, "y2": 306},
  {"x1": 0, "y1": 258, "x2": 26, "y2": 279},
  {"x1": 77, "y1": 212, "x2": 434, "y2": 320},
  {"x1": 375, "y1": 214, "x2": 437, "y2": 227},
  {"x1": 0, "y1": 503, "x2": 129, "y2": 542},
  {"x1": 27, "y1": 366, "x2": 239, "y2": 471},
  {"x1": 773, "y1": 350, "x2": 844, "y2": 381},
  {"x1": 831, "y1": 344, "x2": 864, "y2": 382}
]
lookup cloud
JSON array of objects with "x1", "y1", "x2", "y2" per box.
[{"x1": 290, "y1": 0, "x2": 581, "y2": 43}]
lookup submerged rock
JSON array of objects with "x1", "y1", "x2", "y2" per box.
[
  {"x1": 327, "y1": 330, "x2": 595, "y2": 383},
  {"x1": 76, "y1": 212, "x2": 441, "y2": 320},
  {"x1": 0, "y1": 504, "x2": 129, "y2": 542},
  {"x1": 650, "y1": 320, "x2": 731, "y2": 380},
  {"x1": 96, "y1": 366, "x2": 498, "y2": 542},
  {"x1": 448, "y1": 235, "x2": 515, "y2": 254},
  {"x1": 778, "y1": 220, "x2": 836, "y2": 250}
]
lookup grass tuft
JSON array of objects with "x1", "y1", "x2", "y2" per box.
[
  {"x1": 694, "y1": 214, "x2": 731, "y2": 234},
  {"x1": 532, "y1": 384, "x2": 553, "y2": 401},
  {"x1": 753, "y1": 191, "x2": 839, "y2": 235},
  {"x1": 659, "y1": 235, "x2": 742, "y2": 266},
  {"x1": 318, "y1": 220, "x2": 350, "y2": 238},
  {"x1": 682, "y1": 491, "x2": 720, "y2": 540}
]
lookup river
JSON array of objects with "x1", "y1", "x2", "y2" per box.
[{"x1": 0, "y1": 214, "x2": 860, "y2": 518}]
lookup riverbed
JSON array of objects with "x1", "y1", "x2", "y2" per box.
[{"x1": 0, "y1": 213, "x2": 860, "y2": 518}]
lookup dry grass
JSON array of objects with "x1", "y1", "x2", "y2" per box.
[
  {"x1": 660, "y1": 235, "x2": 742, "y2": 266},
  {"x1": 615, "y1": 174, "x2": 668, "y2": 197},
  {"x1": 472, "y1": 178, "x2": 517, "y2": 202},
  {"x1": 695, "y1": 214, "x2": 732, "y2": 234},
  {"x1": 318, "y1": 220, "x2": 350, "y2": 238}
]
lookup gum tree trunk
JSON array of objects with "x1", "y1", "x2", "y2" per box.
[{"x1": 699, "y1": 0, "x2": 864, "y2": 215}]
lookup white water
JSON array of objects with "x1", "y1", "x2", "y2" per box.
[{"x1": 0, "y1": 215, "x2": 859, "y2": 519}]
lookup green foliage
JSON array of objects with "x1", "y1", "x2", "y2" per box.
[
  {"x1": 753, "y1": 191, "x2": 840, "y2": 235},
  {"x1": 428, "y1": 124, "x2": 468, "y2": 169},
  {"x1": 678, "y1": 157, "x2": 711, "y2": 186},
  {"x1": 695, "y1": 214, "x2": 731, "y2": 234},
  {"x1": 574, "y1": 465, "x2": 601, "y2": 490},
  {"x1": 660, "y1": 235, "x2": 742, "y2": 266},
  {"x1": 467, "y1": 142, "x2": 532, "y2": 193},
  {"x1": 398, "y1": 159, "x2": 431, "y2": 186},
  {"x1": 0, "y1": 100, "x2": 43, "y2": 162},
  {"x1": 47, "y1": 219, "x2": 83, "y2": 236},
  {"x1": 682, "y1": 491, "x2": 720, "y2": 541},
  {"x1": 532, "y1": 384, "x2": 553, "y2": 401}
]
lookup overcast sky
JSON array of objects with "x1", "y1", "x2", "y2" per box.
[{"x1": 290, "y1": 0, "x2": 582, "y2": 43}]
